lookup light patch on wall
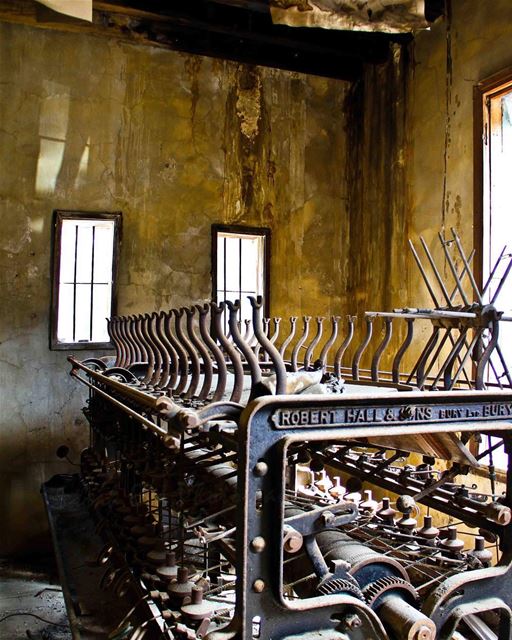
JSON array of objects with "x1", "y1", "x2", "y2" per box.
[
  {"x1": 75, "y1": 137, "x2": 91, "y2": 188},
  {"x1": 29, "y1": 217, "x2": 45, "y2": 234},
  {"x1": 35, "y1": 81, "x2": 70, "y2": 195}
]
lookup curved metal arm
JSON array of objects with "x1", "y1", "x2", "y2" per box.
[
  {"x1": 249, "y1": 296, "x2": 287, "y2": 395},
  {"x1": 196, "y1": 303, "x2": 228, "y2": 402},
  {"x1": 334, "y1": 316, "x2": 355, "y2": 377},
  {"x1": 304, "y1": 317, "x2": 325, "y2": 369},
  {"x1": 185, "y1": 306, "x2": 213, "y2": 400},
  {"x1": 291, "y1": 317, "x2": 311, "y2": 371},
  {"x1": 212, "y1": 302, "x2": 244, "y2": 403},
  {"x1": 225, "y1": 300, "x2": 262, "y2": 391}
]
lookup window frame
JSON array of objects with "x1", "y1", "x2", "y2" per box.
[
  {"x1": 473, "y1": 65, "x2": 512, "y2": 291},
  {"x1": 473, "y1": 69, "x2": 512, "y2": 475},
  {"x1": 211, "y1": 224, "x2": 271, "y2": 318},
  {"x1": 50, "y1": 210, "x2": 122, "y2": 351}
]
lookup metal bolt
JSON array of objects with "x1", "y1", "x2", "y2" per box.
[
  {"x1": 250, "y1": 536, "x2": 266, "y2": 553},
  {"x1": 329, "y1": 558, "x2": 351, "y2": 574},
  {"x1": 253, "y1": 461, "x2": 268, "y2": 477},
  {"x1": 343, "y1": 614, "x2": 362, "y2": 630},
  {"x1": 283, "y1": 525, "x2": 303, "y2": 554},
  {"x1": 320, "y1": 510, "x2": 334, "y2": 526},
  {"x1": 252, "y1": 579, "x2": 265, "y2": 593},
  {"x1": 414, "y1": 625, "x2": 434, "y2": 640}
]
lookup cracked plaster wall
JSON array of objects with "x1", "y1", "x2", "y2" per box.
[
  {"x1": 0, "y1": 20, "x2": 353, "y2": 554},
  {"x1": 406, "y1": 0, "x2": 512, "y2": 300},
  {"x1": 3, "y1": 3, "x2": 503, "y2": 554}
]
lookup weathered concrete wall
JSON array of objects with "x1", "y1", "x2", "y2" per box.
[
  {"x1": 407, "y1": 0, "x2": 512, "y2": 303},
  {"x1": 4, "y1": 1, "x2": 505, "y2": 555},
  {"x1": 0, "y1": 21, "x2": 354, "y2": 554}
]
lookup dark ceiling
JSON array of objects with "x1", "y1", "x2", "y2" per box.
[{"x1": 92, "y1": 0, "x2": 445, "y2": 80}]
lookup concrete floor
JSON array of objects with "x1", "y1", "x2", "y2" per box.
[{"x1": 0, "y1": 555, "x2": 71, "y2": 640}]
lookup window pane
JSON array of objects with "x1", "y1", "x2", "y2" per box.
[
  {"x1": 91, "y1": 283, "x2": 112, "y2": 342},
  {"x1": 240, "y1": 236, "x2": 263, "y2": 295},
  {"x1": 93, "y1": 222, "x2": 115, "y2": 284},
  {"x1": 74, "y1": 283, "x2": 92, "y2": 342},
  {"x1": 75, "y1": 223, "x2": 93, "y2": 284},
  {"x1": 224, "y1": 236, "x2": 240, "y2": 293},
  {"x1": 57, "y1": 283, "x2": 75, "y2": 342},
  {"x1": 217, "y1": 235, "x2": 225, "y2": 292},
  {"x1": 59, "y1": 221, "x2": 78, "y2": 284}
]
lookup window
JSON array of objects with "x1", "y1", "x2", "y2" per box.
[
  {"x1": 474, "y1": 69, "x2": 512, "y2": 470},
  {"x1": 212, "y1": 225, "x2": 270, "y2": 327},
  {"x1": 50, "y1": 211, "x2": 121, "y2": 350},
  {"x1": 476, "y1": 72, "x2": 512, "y2": 383}
]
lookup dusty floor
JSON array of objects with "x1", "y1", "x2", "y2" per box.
[{"x1": 0, "y1": 555, "x2": 71, "y2": 640}]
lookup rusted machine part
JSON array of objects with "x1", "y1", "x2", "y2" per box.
[
  {"x1": 392, "y1": 318, "x2": 414, "y2": 384},
  {"x1": 160, "y1": 310, "x2": 184, "y2": 393},
  {"x1": 151, "y1": 312, "x2": 170, "y2": 389},
  {"x1": 371, "y1": 317, "x2": 393, "y2": 382},
  {"x1": 156, "y1": 310, "x2": 179, "y2": 391},
  {"x1": 211, "y1": 301, "x2": 244, "y2": 403},
  {"x1": 107, "y1": 317, "x2": 123, "y2": 367},
  {"x1": 475, "y1": 307, "x2": 502, "y2": 389},
  {"x1": 318, "y1": 316, "x2": 340, "y2": 368},
  {"x1": 146, "y1": 312, "x2": 166, "y2": 388},
  {"x1": 168, "y1": 309, "x2": 190, "y2": 396},
  {"x1": 225, "y1": 299, "x2": 262, "y2": 392},
  {"x1": 250, "y1": 296, "x2": 287, "y2": 394},
  {"x1": 243, "y1": 318, "x2": 253, "y2": 343},
  {"x1": 454, "y1": 492, "x2": 512, "y2": 526},
  {"x1": 185, "y1": 306, "x2": 213, "y2": 400},
  {"x1": 378, "y1": 594, "x2": 436, "y2": 640},
  {"x1": 155, "y1": 396, "x2": 243, "y2": 431},
  {"x1": 334, "y1": 315, "x2": 355, "y2": 377},
  {"x1": 316, "y1": 529, "x2": 410, "y2": 586},
  {"x1": 137, "y1": 315, "x2": 155, "y2": 386},
  {"x1": 291, "y1": 316, "x2": 311, "y2": 371},
  {"x1": 196, "y1": 303, "x2": 228, "y2": 402},
  {"x1": 174, "y1": 308, "x2": 201, "y2": 399},
  {"x1": 118, "y1": 316, "x2": 134, "y2": 368},
  {"x1": 130, "y1": 315, "x2": 147, "y2": 367},
  {"x1": 408, "y1": 326, "x2": 440, "y2": 389},
  {"x1": 268, "y1": 317, "x2": 281, "y2": 345},
  {"x1": 304, "y1": 317, "x2": 324, "y2": 369},
  {"x1": 352, "y1": 315, "x2": 374, "y2": 381},
  {"x1": 279, "y1": 316, "x2": 297, "y2": 358}
]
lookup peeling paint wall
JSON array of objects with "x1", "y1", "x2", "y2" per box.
[
  {"x1": 407, "y1": 0, "x2": 512, "y2": 303},
  {"x1": 3, "y1": 2, "x2": 506, "y2": 556},
  {"x1": 0, "y1": 21, "x2": 352, "y2": 554}
]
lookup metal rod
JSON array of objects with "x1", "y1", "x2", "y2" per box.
[
  {"x1": 408, "y1": 238, "x2": 440, "y2": 307},
  {"x1": 438, "y1": 231, "x2": 470, "y2": 306},
  {"x1": 450, "y1": 229, "x2": 482, "y2": 303}
]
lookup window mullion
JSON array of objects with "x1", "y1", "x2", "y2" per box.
[
  {"x1": 72, "y1": 224, "x2": 78, "y2": 343},
  {"x1": 90, "y1": 225, "x2": 96, "y2": 342}
]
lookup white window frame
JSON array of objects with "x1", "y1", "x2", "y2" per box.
[
  {"x1": 50, "y1": 210, "x2": 122, "y2": 350},
  {"x1": 212, "y1": 224, "x2": 270, "y2": 328}
]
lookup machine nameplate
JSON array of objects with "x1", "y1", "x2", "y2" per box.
[{"x1": 270, "y1": 401, "x2": 512, "y2": 429}]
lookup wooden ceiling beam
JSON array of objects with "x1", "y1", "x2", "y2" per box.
[{"x1": 0, "y1": 0, "x2": 408, "y2": 80}]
